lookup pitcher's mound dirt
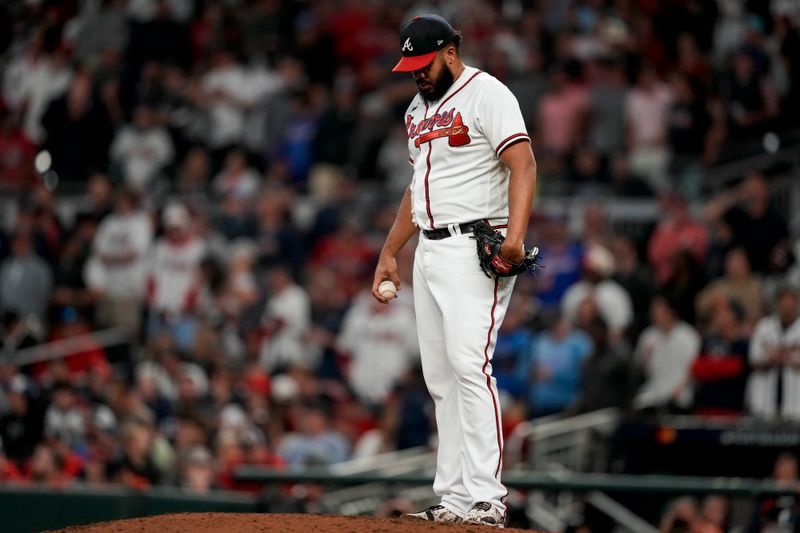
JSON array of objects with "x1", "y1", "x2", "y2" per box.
[{"x1": 54, "y1": 512, "x2": 544, "y2": 532}]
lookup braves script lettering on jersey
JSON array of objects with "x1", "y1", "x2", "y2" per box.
[{"x1": 408, "y1": 66, "x2": 530, "y2": 518}]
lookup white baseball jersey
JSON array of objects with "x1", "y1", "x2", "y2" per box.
[
  {"x1": 747, "y1": 314, "x2": 800, "y2": 418},
  {"x1": 147, "y1": 236, "x2": 206, "y2": 315},
  {"x1": 405, "y1": 66, "x2": 530, "y2": 230}
]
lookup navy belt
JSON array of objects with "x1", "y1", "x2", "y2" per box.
[{"x1": 422, "y1": 221, "x2": 484, "y2": 240}]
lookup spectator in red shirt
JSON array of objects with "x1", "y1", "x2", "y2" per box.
[
  {"x1": 0, "y1": 109, "x2": 36, "y2": 192},
  {"x1": 691, "y1": 297, "x2": 749, "y2": 416},
  {"x1": 648, "y1": 192, "x2": 709, "y2": 285}
]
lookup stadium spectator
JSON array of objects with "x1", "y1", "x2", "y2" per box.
[
  {"x1": 700, "y1": 494, "x2": 731, "y2": 533},
  {"x1": 748, "y1": 452, "x2": 800, "y2": 532},
  {"x1": 0, "y1": 109, "x2": 36, "y2": 192},
  {"x1": 175, "y1": 147, "x2": 211, "y2": 195},
  {"x1": 533, "y1": 213, "x2": 584, "y2": 312},
  {"x1": 336, "y1": 289, "x2": 417, "y2": 406},
  {"x1": 562, "y1": 244, "x2": 633, "y2": 339},
  {"x1": 517, "y1": 313, "x2": 592, "y2": 418},
  {"x1": 70, "y1": 0, "x2": 130, "y2": 65},
  {"x1": 50, "y1": 215, "x2": 100, "y2": 323},
  {"x1": 87, "y1": 188, "x2": 152, "y2": 335},
  {"x1": 83, "y1": 173, "x2": 114, "y2": 222},
  {"x1": 691, "y1": 297, "x2": 750, "y2": 416},
  {"x1": 747, "y1": 286, "x2": 800, "y2": 419},
  {"x1": 492, "y1": 296, "x2": 535, "y2": 400},
  {"x1": 658, "y1": 496, "x2": 703, "y2": 533},
  {"x1": 211, "y1": 149, "x2": 260, "y2": 199},
  {"x1": 259, "y1": 264, "x2": 312, "y2": 373},
  {"x1": 667, "y1": 73, "x2": 711, "y2": 199},
  {"x1": 612, "y1": 235, "x2": 654, "y2": 342},
  {"x1": 0, "y1": 230, "x2": 52, "y2": 323},
  {"x1": 633, "y1": 295, "x2": 701, "y2": 412},
  {"x1": 145, "y1": 203, "x2": 206, "y2": 349},
  {"x1": 0, "y1": 376, "x2": 42, "y2": 464},
  {"x1": 41, "y1": 70, "x2": 113, "y2": 183},
  {"x1": 178, "y1": 445, "x2": 217, "y2": 494},
  {"x1": 2, "y1": 34, "x2": 72, "y2": 145},
  {"x1": 572, "y1": 316, "x2": 633, "y2": 414},
  {"x1": 277, "y1": 403, "x2": 349, "y2": 467},
  {"x1": 110, "y1": 103, "x2": 174, "y2": 191},
  {"x1": 200, "y1": 49, "x2": 255, "y2": 156},
  {"x1": 648, "y1": 192, "x2": 710, "y2": 287},
  {"x1": 706, "y1": 173, "x2": 791, "y2": 275},
  {"x1": 43, "y1": 381, "x2": 85, "y2": 449},
  {"x1": 625, "y1": 64, "x2": 673, "y2": 193},
  {"x1": 253, "y1": 188, "x2": 305, "y2": 270},
  {"x1": 536, "y1": 63, "x2": 588, "y2": 177},
  {"x1": 696, "y1": 247, "x2": 764, "y2": 330},
  {"x1": 725, "y1": 49, "x2": 779, "y2": 140},
  {"x1": 586, "y1": 58, "x2": 627, "y2": 160}
]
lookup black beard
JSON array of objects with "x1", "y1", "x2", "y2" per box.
[{"x1": 419, "y1": 66, "x2": 454, "y2": 102}]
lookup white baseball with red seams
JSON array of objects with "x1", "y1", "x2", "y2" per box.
[{"x1": 404, "y1": 65, "x2": 530, "y2": 517}]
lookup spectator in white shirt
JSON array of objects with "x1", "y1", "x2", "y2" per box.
[
  {"x1": 562, "y1": 244, "x2": 633, "y2": 339},
  {"x1": 2, "y1": 36, "x2": 72, "y2": 143},
  {"x1": 86, "y1": 188, "x2": 152, "y2": 335},
  {"x1": 747, "y1": 286, "x2": 800, "y2": 419},
  {"x1": 633, "y1": 295, "x2": 701, "y2": 411},
  {"x1": 259, "y1": 264, "x2": 313, "y2": 373},
  {"x1": 146, "y1": 204, "x2": 206, "y2": 349},
  {"x1": 201, "y1": 49, "x2": 255, "y2": 151},
  {"x1": 110, "y1": 103, "x2": 174, "y2": 191},
  {"x1": 336, "y1": 290, "x2": 418, "y2": 405}
]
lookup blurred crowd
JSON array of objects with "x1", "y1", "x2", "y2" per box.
[{"x1": 0, "y1": 1, "x2": 799, "y2": 528}]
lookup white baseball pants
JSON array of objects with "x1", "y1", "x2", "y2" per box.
[{"x1": 413, "y1": 230, "x2": 515, "y2": 516}]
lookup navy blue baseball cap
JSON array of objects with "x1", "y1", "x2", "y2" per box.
[{"x1": 392, "y1": 14, "x2": 456, "y2": 73}]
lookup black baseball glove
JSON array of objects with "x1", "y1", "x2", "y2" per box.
[{"x1": 471, "y1": 220, "x2": 541, "y2": 278}]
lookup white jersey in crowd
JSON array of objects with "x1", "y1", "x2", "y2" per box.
[
  {"x1": 336, "y1": 291, "x2": 418, "y2": 405},
  {"x1": 260, "y1": 284, "x2": 313, "y2": 372},
  {"x1": 562, "y1": 279, "x2": 634, "y2": 336},
  {"x1": 89, "y1": 211, "x2": 153, "y2": 298},
  {"x1": 147, "y1": 236, "x2": 206, "y2": 315},
  {"x1": 633, "y1": 321, "x2": 700, "y2": 409},
  {"x1": 747, "y1": 314, "x2": 800, "y2": 418},
  {"x1": 110, "y1": 124, "x2": 175, "y2": 190},
  {"x1": 405, "y1": 66, "x2": 530, "y2": 230}
]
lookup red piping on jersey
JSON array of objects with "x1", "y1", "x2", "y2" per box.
[
  {"x1": 482, "y1": 277, "x2": 503, "y2": 479},
  {"x1": 495, "y1": 132, "x2": 530, "y2": 156},
  {"x1": 423, "y1": 70, "x2": 483, "y2": 229},
  {"x1": 422, "y1": 101, "x2": 434, "y2": 229}
]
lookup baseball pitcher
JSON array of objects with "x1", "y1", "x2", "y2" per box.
[{"x1": 372, "y1": 14, "x2": 538, "y2": 527}]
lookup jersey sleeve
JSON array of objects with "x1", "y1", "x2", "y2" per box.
[{"x1": 477, "y1": 79, "x2": 531, "y2": 157}]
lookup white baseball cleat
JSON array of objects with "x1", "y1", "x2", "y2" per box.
[
  {"x1": 463, "y1": 501, "x2": 506, "y2": 527},
  {"x1": 405, "y1": 504, "x2": 463, "y2": 523}
]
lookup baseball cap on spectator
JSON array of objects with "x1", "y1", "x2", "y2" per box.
[
  {"x1": 585, "y1": 244, "x2": 615, "y2": 277},
  {"x1": 392, "y1": 14, "x2": 456, "y2": 72},
  {"x1": 163, "y1": 203, "x2": 191, "y2": 229},
  {"x1": 92, "y1": 405, "x2": 118, "y2": 434}
]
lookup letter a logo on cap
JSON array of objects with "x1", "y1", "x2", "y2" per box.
[{"x1": 402, "y1": 38, "x2": 413, "y2": 52}]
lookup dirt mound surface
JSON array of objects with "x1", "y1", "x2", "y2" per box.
[{"x1": 52, "y1": 512, "x2": 543, "y2": 532}]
